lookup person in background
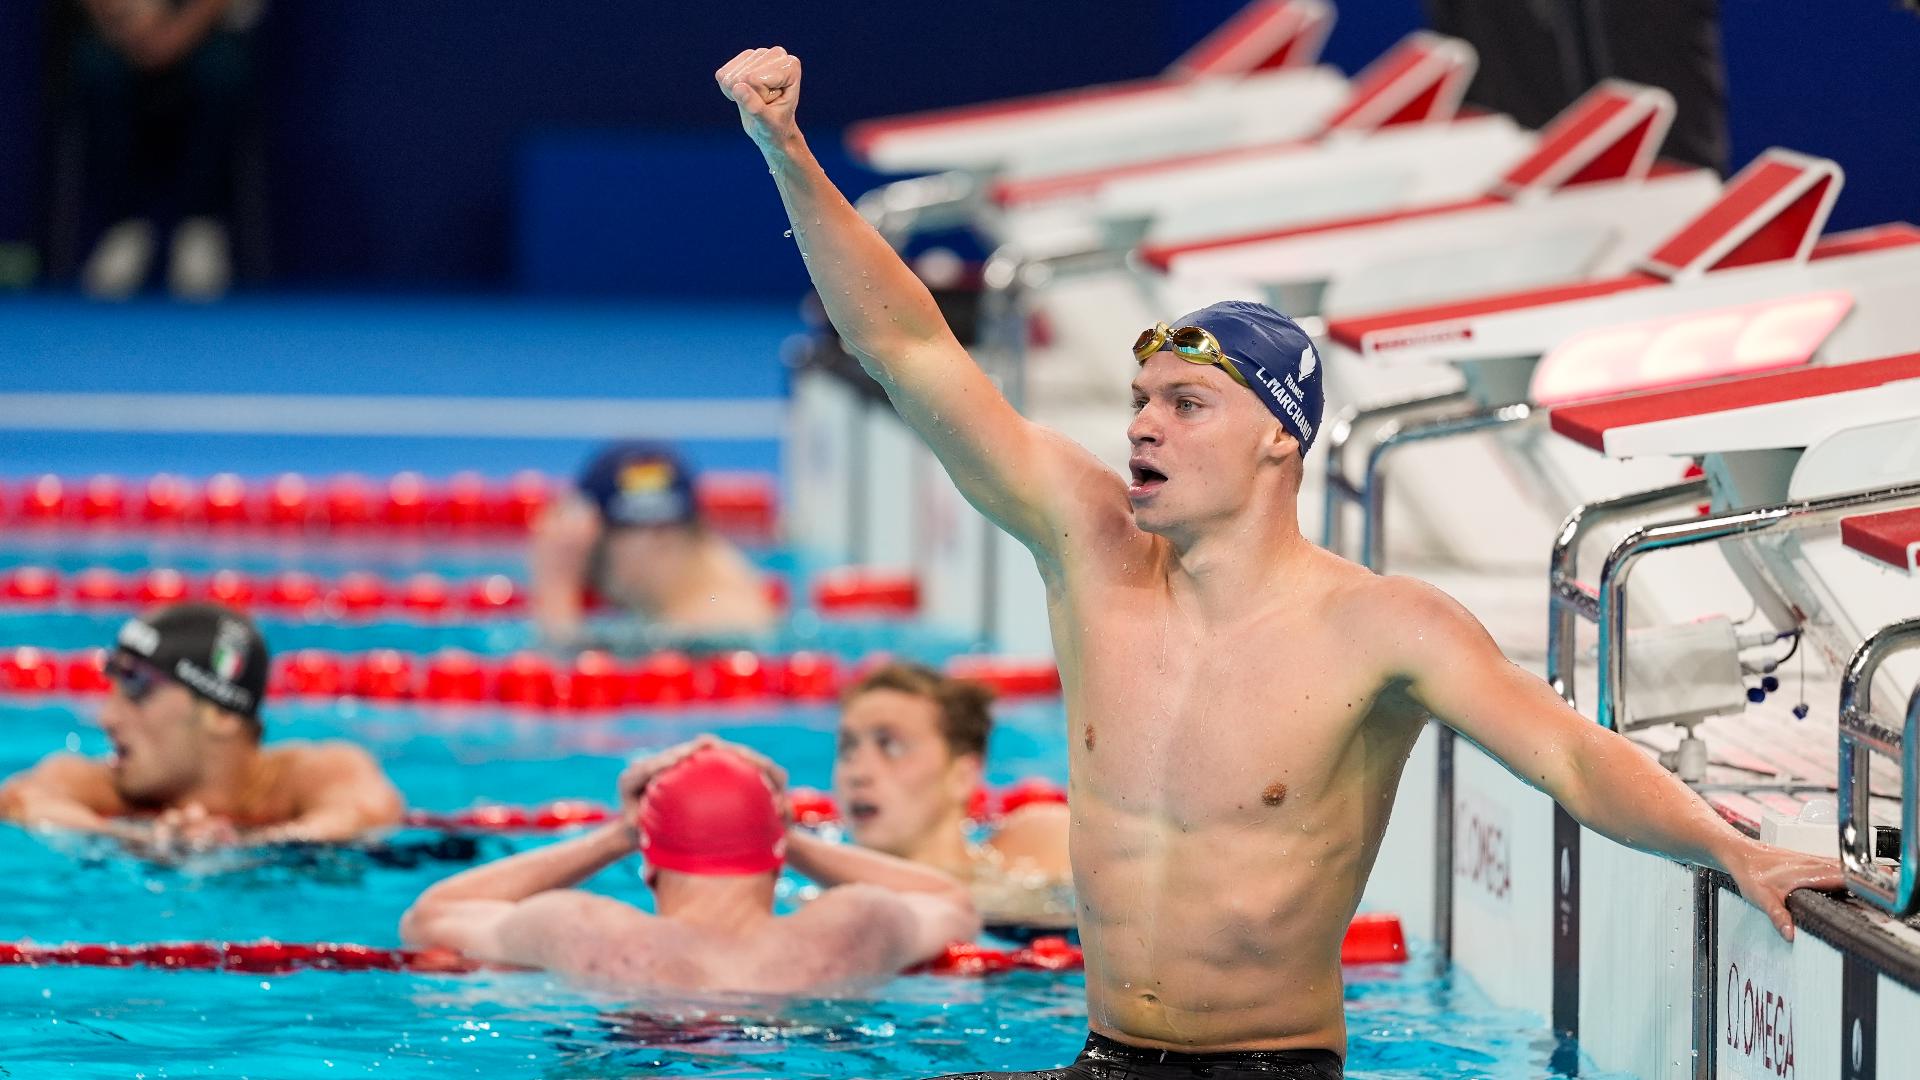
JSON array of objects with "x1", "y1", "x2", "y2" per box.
[
  {"x1": 73, "y1": 0, "x2": 264, "y2": 300},
  {"x1": 0, "y1": 603, "x2": 402, "y2": 849},
  {"x1": 835, "y1": 662, "x2": 1073, "y2": 932},
  {"x1": 401, "y1": 738, "x2": 979, "y2": 992},
  {"x1": 529, "y1": 441, "x2": 777, "y2": 646}
]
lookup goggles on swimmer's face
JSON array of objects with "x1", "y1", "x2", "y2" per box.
[
  {"x1": 105, "y1": 650, "x2": 171, "y2": 705},
  {"x1": 1131, "y1": 322, "x2": 1250, "y2": 389}
]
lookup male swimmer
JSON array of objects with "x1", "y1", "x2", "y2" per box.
[
  {"x1": 529, "y1": 441, "x2": 776, "y2": 644},
  {"x1": 715, "y1": 47, "x2": 1840, "y2": 1077},
  {"x1": 0, "y1": 603, "x2": 403, "y2": 849},
  {"x1": 836, "y1": 662, "x2": 1072, "y2": 930},
  {"x1": 401, "y1": 739, "x2": 979, "y2": 992}
]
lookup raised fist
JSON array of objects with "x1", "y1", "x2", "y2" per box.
[{"x1": 716, "y1": 47, "x2": 803, "y2": 151}]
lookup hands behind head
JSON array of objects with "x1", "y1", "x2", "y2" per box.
[
  {"x1": 1726, "y1": 840, "x2": 1846, "y2": 941},
  {"x1": 715, "y1": 47, "x2": 803, "y2": 151},
  {"x1": 616, "y1": 735, "x2": 793, "y2": 826}
]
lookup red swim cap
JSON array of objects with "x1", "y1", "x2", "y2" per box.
[{"x1": 637, "y1": 747, "x2": 786, "y2": 876}]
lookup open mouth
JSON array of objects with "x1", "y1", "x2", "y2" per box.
[
  {"x1": 1128, "y1": 461, "x2": 1168, "y2": 498},
  {"x1": 846, "y1": 800, "x2": 879, "y2": 824}
]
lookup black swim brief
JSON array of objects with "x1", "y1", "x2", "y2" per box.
[{"x1": 926, "y1": 1032, "x2": 1342, "y2": 1080}]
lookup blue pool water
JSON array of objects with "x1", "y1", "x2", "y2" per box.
[{"x1": 0, "y1": 691, "x2": 1631, "y2": 1078}]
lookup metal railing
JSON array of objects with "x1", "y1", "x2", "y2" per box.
[
  {"x1": 1319, "y1": 392, "x2": 1471, "y2": 564},
  {"x1": 1593, "y1": 480, "x2": 1920, "y2": 732},
  {"x1": 1838, "y1": 618, "x2": 1920, "y2": 917},
  {"x1": 854, "y1": 173, "x2": 979, "y2": 248}
]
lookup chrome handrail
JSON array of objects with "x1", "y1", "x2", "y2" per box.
[
  {"x1": 854, "y1": 172, "x2": 979, "y2": 248},
  {"x1": 1837, "y1": 619, "x2": 1920, "y2": 916},
  {"x1": 1595, "y1": 480, "x2": 1920, "y2": 731},
  {"x1": 1545, "y1": 479, "x2": 1711, "y2": 709},
  {"x1": 1320, "y1": 390, "x2": 1471, "y2": 561},
  {"x1": 1357, "y1": 403, "x2": 1535, "y2": 572}
]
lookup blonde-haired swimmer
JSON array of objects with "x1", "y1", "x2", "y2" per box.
[
  {"x1": 835, "y1": 662, "x2": 1072, "y2": 930},
  {"x1": 0, "y1": 604, "x2": 402, "y2": 850},
  {"x1": 718, "y1": 45, "x2": 1840, "y2": 1078},
  {"x1": 402, "y1": 737, "x2": 977, "y2": 993}
]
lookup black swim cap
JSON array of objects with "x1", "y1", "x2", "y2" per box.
[{"x1": 113, "y1": 603, "x2": 270, "y2": 719}]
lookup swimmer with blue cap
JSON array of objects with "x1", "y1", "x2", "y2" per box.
[
  {"x1": 0, "y1": 603, "x2": 402, "y2": 851},
  {"x1": 401, "y1": 736, "x2": 978, "y2": 993},
  {"x1": 721, "y1": 44, "x2": 1841, "y2": 1079},
  {"x1": 528, "y1": 441, "x2": 776, "y2": 645}
]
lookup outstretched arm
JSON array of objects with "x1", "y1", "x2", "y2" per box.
[
  {"x1": 0, "y1": 755, "x2": 140, "y2": 838},
  {"x1": 717, "y1": 47, "x2": 1125, "y2": 562},
  {"x1": 1384, "y1": 579, "x2": 1840, "y2": 940},
  {"x1": 786, "y1": 827, "x2": 981, "y2": 968}
]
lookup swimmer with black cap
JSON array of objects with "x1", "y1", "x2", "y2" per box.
[
  {"x1": 529, "y1": 441, "x2": 777, "y2": 646},
  {"x1": 0, "y1": 603, "x2": 403, "y2": 849},
  {"x1": 719, "y1": 45, "x2": 1839, "y2": 1077},
  {"x1": 402, "y1": 736, "x2": 978, "y2": 992}
]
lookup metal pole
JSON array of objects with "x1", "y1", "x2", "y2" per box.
[
  {"x1": 1319, "y1": 391, "x2": 1471, "y2": 557},
  {"x1": 1358, "y1": 402, "x2": 1534, "y2": 572},
  {"x1": 1836, "y1": 618, "x2": 1920, "y2": 914},
  {"x1": 1595, "y1": 481, "x2": 1920, "y2": 732},
  {"x1": 1545, "y1": 479, "x2": 1710, "y2": 708}
]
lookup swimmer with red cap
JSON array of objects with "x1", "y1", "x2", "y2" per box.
[
  {"x1": 0, "y1": 603, "x2": 403, "y2": 851},
  {"x1": 401, "y1": 736, "x2": 979, "y2": 992},
  {"x1": 529, "y1": 442, "x2": 776, "y2": 646}
]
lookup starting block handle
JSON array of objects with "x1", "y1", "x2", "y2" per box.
[{"x1": 1837, "y1": 618, "x2": 1920, "y2": 917}]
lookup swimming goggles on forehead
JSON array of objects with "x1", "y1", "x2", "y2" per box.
[
  {"x1": 105, "y1": 650, "x2": 171, "y2": 704},
  {"x1": 1131, "y1": 322, "x2": 1250, "y2": 388}
]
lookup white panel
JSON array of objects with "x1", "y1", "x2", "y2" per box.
[
  {"x1": 785, "y1": 370, "x2": 859, "y2": 562},
  {"x1": 990, "y1": 528, "x2": 1055, "y2": 657},
  {"x1": 1715, "y1": 888, "x2": 1841, "y2": 1079},
  {"x1": 1359, "y1": 723, "x2": 1435, "y2": 933},
  {"x1": 1450, "y1": 742, "x2": 1555, "y2": 1016},
  {"x1": 913, "y1": 443, "x2": 989, "y2": 642},
  {"x1": 859, "y1": 407, "x2": 919, "y2": 571},
  {"x1": 1876, "y1": 975, "x2": 1920, "y2": 1070},
  {"x1": 1578, "y1": 839, "x2": 1695, "y2": 1079}
]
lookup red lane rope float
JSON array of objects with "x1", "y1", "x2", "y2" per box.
[
  {"x1": 0, "y1": 647, "x2": 1063, "y2": 707},
  {"x1": 0, "y1": 471, "x2": 777, "y2": 542},
  {"x1": 0, "y1": 920, "x2": 1406, "y2": 975},
  {"x1": 0, "y1": 566, "x2": 919, "y2": 622}
]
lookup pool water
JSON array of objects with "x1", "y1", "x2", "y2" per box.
[{"x1": 0, "y1": 573, "x2": 1631, "y2": 1078}]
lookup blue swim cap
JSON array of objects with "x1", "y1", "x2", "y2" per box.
[
  {"x1": 1166, "y1": 300, "x2": 1324, "y2": 456},
  {"x1": 576, "y1": 442, "x2": 698, "y2": 529}
]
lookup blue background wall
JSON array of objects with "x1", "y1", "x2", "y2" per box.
[{"x1": 0, "y1": 0, "x2": 1911, "y2": 295}]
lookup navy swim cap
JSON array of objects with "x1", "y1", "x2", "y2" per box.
[
  {"x1": 1164, "y1": 300, "x2": 1325, "y2": 456},
  {"x1": 577, "y1": 442, "x2": 698, "y2": 529}
]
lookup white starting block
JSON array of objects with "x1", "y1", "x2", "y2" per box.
[
  {"x1": 846, "y1": 0, "x2": 1348, "y2": 177},
  {"x1": 981, "y1": 33, "x2": 1503, "y2": 254},
  {"x1": 1328, "y1": 150, "x2": 1920, "y2": 372},
  {"x1": 1318, "y1": 148, "x2": 1920, "y2": 572},
  {"x1": 1547, "y1": 352, "x2": 1920, "y2": 734},
  {"x1": 1142, "y1": 81, "x2": 1720, "y2": 319}
]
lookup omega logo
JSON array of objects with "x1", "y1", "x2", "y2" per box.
[
  {"x1": 1454, "y1": 799, "x2": 1511, "y2": 901},
  {"x1": 1723, "y1": 960, "x2": 1795, "y2": 1077}
]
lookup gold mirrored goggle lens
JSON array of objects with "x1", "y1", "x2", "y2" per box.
[
  {"x1": 1168, "y1": 326, "x2": 1249, "y2": 387},
  {"x1": 1131, "y1": 323, "x2": 1170, "y2": 362}
]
